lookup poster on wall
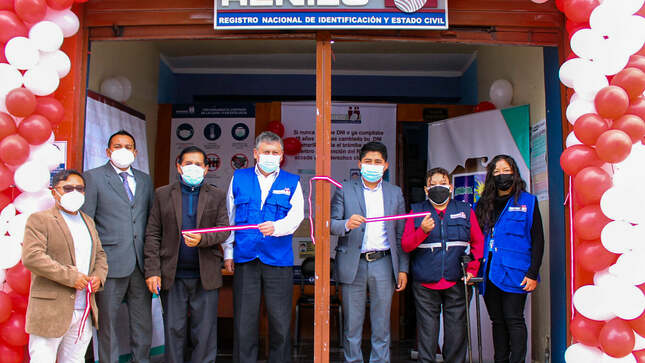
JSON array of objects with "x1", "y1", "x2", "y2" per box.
[
  {"x1": 83, "y1": 90, "x2": 149, "y2": 173},
  {"x1": 170, "y1": 104, "x2": 256, "y2": 188},
  {"x1": 530, "y1": 119, "x2": 549, "y2": 201},
  {"x1": 281, "y1": 102, "x2": 397, "y2": 212}
]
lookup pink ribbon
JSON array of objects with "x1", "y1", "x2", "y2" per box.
[
  {"x1": 309, "y1": 176, "x2": 343, "y2": 244},
  {"x1": 566, "y1": 176, "x2": 575, "y2": 321},
  {"x1": 76, "y1": 281, "x2": 93, "y2": 344},
  {"x1": 365, "y1": 211, "x2": 430, "y2": 223},
  {"x1": 183, "y1": 224, "x2": 259, "y2": 235}
]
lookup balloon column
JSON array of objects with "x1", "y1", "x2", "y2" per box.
[
  {"x1": 555, "y1": 0, "x2": 645, "y2": 362},
  {"x1": 0, "y1": 0, "x2": 82, "y2": 361}
]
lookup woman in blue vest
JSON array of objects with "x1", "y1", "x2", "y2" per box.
[
  {"x1": 475, "y1": 155, "x2": 544, "y2": 363},
  {"x1": 402, "y1": 167, "x2": 484, "y2": 363}
]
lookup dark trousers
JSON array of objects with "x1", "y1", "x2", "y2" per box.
[
  {"x1": 413, "y1": 281, "x2": 469, "y2": 363},
  {"x1": 233, "y1": 259, "x2": 293, "y2": 363},
  {"x1": 483, "y1": 280, "x2": 528, "y2": 363},
  {"x1": 96, "y1": 266, "x2": 152, "y2": 363},
  {"x1": 160, "y1": 278, "x2": 219, "y2": 363}
]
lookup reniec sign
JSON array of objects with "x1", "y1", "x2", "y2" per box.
[{"x1": 214, "y1": 0, "x2": 448, "y2": 29}]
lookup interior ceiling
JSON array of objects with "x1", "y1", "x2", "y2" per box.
[{"x1": 155, "y1": 40, "x2": 478, "y2": 77}]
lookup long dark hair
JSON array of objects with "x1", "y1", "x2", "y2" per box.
[{"x1": 475, "y1": 154, "x2": 527, "y2": 234}]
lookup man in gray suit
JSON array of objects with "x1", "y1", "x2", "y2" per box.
[
  {"x1": 331, "y1": 141, "x2": 409, "y2": 363},
  {"x1": 83, "y1": 130, "x2": 154, "y2": 363}
]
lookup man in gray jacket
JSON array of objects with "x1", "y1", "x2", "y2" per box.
[
  {"x1": 331, "y1": 141, "x2": 409, "y2": 363},
  {"x1": 83, "y1": 130, "x2": 154, "y2": 363}
]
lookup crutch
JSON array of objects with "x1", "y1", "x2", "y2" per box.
[
  {"x1": 470, "y1": 276, "x2": 484, "y2": 363},
  {"x1": 461, "y1": 255, "x2": 474, "y2": 363}
]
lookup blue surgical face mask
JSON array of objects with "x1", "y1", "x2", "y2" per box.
[
  {"x1": 181, "y1": 164, "x2": 205, "y2": 186},
  {"x1": 258, "y1": 154, "x2": 281, "y2": 174},
  {"x1": 361, "y1": 164, "x2": 384, "y2": 183}
]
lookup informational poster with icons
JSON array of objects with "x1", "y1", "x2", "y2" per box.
[{"x1": 170, "y1": 104, "x2": 255, "y2": 189}]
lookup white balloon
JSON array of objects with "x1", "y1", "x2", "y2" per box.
[
  {"x1": 601, "y1": 0, "x2": 645, "y2": 15},
  {"x1": 0, "y1": 203, "x2": 16, "y2": 237},
  {"x1": 605, "y1": 281, "x2": 645, "y2": 319},
  {"x1": 0, "y1": 268, "x2": 5, "y2": 286},
  {"x1": 609, "y1": 251, "x2": 645, "y2": 286},
  {"x1": 13, "y1": 161, "x2": 50, "y2": 193},
  {"x1": 566, "y1": 131, "x2": 583, "y2": 148},
  {"x1": 601, "y1": 221, "x2": 638, "y2": 254},
  {"x1": 38, "y1": 50, "x2": 71, "y2": 78},
  {"x1": 0, "y1": 236, "x2": 22, "y2": 269},
  {"x1": 28, "y1": 21, "x2": 64, "y2": 52},
  {"x1": 28, "y1": 143, "x2": 64, "y2": 171},
  {"x1": 44, "y1": 8, "x2": 80, "y2": 38},
  {"x1": 23, "y1": 65, "x2": 60, "y2": 96},
  {"x1": 13, "y1": 190, "x2": 55, "y2": 215},
  {"x1": 0, "y1": 64, "x2": 24, "y2": 98},
  {"x1": 114, "y1": 76, "x2": 132, "y2": 102},
  {"x1": 573, "y1": 72, "x2": 608, "y2": 101},
  {"x1": 599, "y1": 352, "x2": 637, "y2": 363},
  {"x1": 571, "y1": 29, "x2": 603, "y2": 60},
  {"x1": 5, "y1": 37, "x2": 40, "y2": 71},
  {"x1": 634, "y1": 331, "x2": 645, "y2": 351},
  {"x1": 573, "y1": 285, "x2": 616, "y2": 321},
  {"x1": 590, "y1": 4, "x2": 629, "y2": 34},
  {"x1": 489, "y1": 79, "x2": 513, "y2": 109},
  {"x1": 560, "y1": 58, "x2": 592, "y2": 88},
  {"x1": 594, "y1": 45, "x2": 631, "y2": 76},
  {"x1": 566, "y1": 99, "x2": 597, "y2": 124},
  {"x1": 564, "y1": 343, "x2": 603, "y2": 363},
  {"x1": 600, "y1": 186, "x2": 644, "y2": 223},
  {"x1": 594, "y1": 268, "x2": 620, "y2": 287},
  {"x1": 631, "y1": 225, "x2": 645, "y2": 252},
  {"x1": 100, "y1": 77, "x2": 125, "y2": 102}
]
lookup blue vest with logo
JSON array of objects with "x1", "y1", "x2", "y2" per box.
[
  {"x1": 410, "y1": 199, "x2": 472, "y2": 283},
  {"x1": 232, "y1": 168, "x2": 299, "y2": 266},
  {"x1": 480, "y1": 191, "x2": 536, "y2": 294}
]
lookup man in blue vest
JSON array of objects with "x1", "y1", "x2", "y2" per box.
[{"x1": 224, "y1": 131, "x2": 304, "y2": 363}]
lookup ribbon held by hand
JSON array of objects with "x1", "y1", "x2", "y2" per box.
[
  {"x1": 76, "y1": 280, "x2": 93, "y2": 344},
  {"x1": 309, "y1": 176, "x2": 343, "y2": 244}
]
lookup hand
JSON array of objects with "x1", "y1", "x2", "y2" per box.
[
  {"x1": 462, "y1": 272, "x2": 474, "y2": 285},
  {"x1": 88, "y1": 276, "x2": 102, "y2": 290},
  {"x1": 345, "y1": 214, "x2": 366, "y2": 230},
  {"x1": 420, "y1": 214, "x2": 435, "y2": 234},
  {"x1": 396, "y1": 272, "x2": 408, "y2": 292},
  {"x1": 183, "y1": 232, "x2": 202, "y2": 247},
  {"x1": 224, "y1": 259, "x2": 235, "y2": 273},
  {"x1": 521, "y1": 276, "x2": 537, "y2": 292},
  {"x1": 258, "y1": 221, "x2": 275, "y2": 237},
  {"x1": 74, "y1": 273, "x2": 90, "y2": 291},
  {"x1": 146, "y1": 276, "x2": 162, "y2": 295}
]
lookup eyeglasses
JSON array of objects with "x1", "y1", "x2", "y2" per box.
[{"x1": 57, "y1": 185, "x2": 85, "y2": 193}]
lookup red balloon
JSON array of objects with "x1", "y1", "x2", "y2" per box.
[
  {"x1": 0, "y1": 292, "x2": 11, "y2": 324},
  {"x1": 0, "y1": 193, "x2": 9, "y2": 211},
  {"x1": 564, "y1": 0, "x2": 599, "y2": 23},
  {"x1": 595, "y1": 129, "x2": 632, "y2": 163},
  {"x1": 266, "y1": 121, "x2": 285, "y2": 137},
  {"x1": 473, "y1": 101, "x2": 496, "y2": 112},
  {"x1": 555, "y1": 0, "x2": 564, "y2": 12},
  {"x1": 628, "y1": 55, "x2": 645, "y2": 74},
  {"x1": 574, "y1": 113, "x2": 609, "y2": 145},
  {"x1": 576, "y1": 239, "x2": 619, "y2": 272},
  {"x1": 283, "y1": 137, "x2": 302, "y2": 156},
  {"x1": 574, "y1": 204, "x2": 611, "y2": 240},
  {"x1": 0, "y1": 164, "x2": 12, "y2": 192},
  {"x1": 570, "y1": 313, "x2": 604, "y2": 346},
  {"x1": 628, "y1": 96, "x2": 645, "y2": 121},
  {"x1": 0, "y1": 113, "x2": 17, "y2": 142},
  {"x1": 599, "y1": 318, "x2": 635, "y2": 358},
  {"x1": 18, "y1": 114, "x2": 51, "y2": 145},
  {"x1": 0, "y1": 0, "x2": 13, "y2": 10},
  {"x1": 0, "y1": 313, "x2": 28, "y2": 347},
  {"x1": 0, "y1": 11, "x2": 27, "y2": 44},
  {"x1": 6, "y1": 263, "x2": 30, "y2": 296},
  {"x1": 574, "y1": 166, "x2": 612, "y2": 205},
  {"x1": 613, "y1": 114, "x2": 645, "y2": 143},
  {"x1": 630, "y1": 310, "x2": 645, "y2": 337},
  {"x1": 559, "y1": 145, "x2": 604, "y2": 176},
  {"x1": 46, "y1": 0, "x2": 73, "y2": 10},
  {"x1": 635, "y1": 349, "x2": 645, "y2": 363},
  {"x1": 0, "y1": 43, "x2": 6, "y2": 63},
  {"x1": 565, "y1": 20, "x2": 589, "y2": 36},
  {"x1": 34, "y1": 96, "x2": 64, "y2": 125},
  {"x1": 0, "y1": 343, "x2": 23, "y2": 363},
  {"x1": 6, "y1": 292, "x2": 26, "y2": 314},
  {"x1": 595, "y1": 86, "x2": 630, "y2": 120},
  {"x1": 611, "y1": 67, "x2": 645, "y2": 100},
  {"x1": 0, "y1": 134, "x2": 29, "y2": 166},
  {"x1": 5, "y1": 88, "x2": 36, "y2": 118},
  {"x1": 14, "y1": 0, "x2": 46, "y2": 24}
]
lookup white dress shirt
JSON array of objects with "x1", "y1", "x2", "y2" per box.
[
  {"x1": 360, "y1": 180, "x2": 390, "y2": 253},
  {"x1": 60, "y1": 211, "x2": 92, "y2": 310},
  {"x1": 222, "y1": 166, "x2": 305, "y2": 260},
  {"x1": 111, "y1": 162, "x2": 136, "y2": 195}
]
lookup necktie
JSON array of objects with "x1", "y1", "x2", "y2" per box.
[{"x1": 119, "y1": 172, "x2": 134, "y2": 202}]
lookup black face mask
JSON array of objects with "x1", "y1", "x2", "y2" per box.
[
  {"x1": 494, "y1": 174, "x2": 514, "y2": 191},
  {"x1": 427, "y1": 185, "x2": 451, "y2": 205}
]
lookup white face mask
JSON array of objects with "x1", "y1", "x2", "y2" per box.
[
  {"x1": 110, "y1": 148, "x2": 135, "y2": 169},
  {"x1": 258, "y1": 154, "x2": 281, "y2": 174},
  {"x1": 180, "y1": 164, "x2": 205, "y2": 186},
  {"x1": 56, "y1": 190, "x2": 85, "y2": 213}
]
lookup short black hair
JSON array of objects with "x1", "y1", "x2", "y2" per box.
[
  {"x1": 426, "y1": 167, "x2": 451, "y2": 184},
  {"x1": 51, "y1": 169, "x2": 85, "y2": 188},
  {"x1": 176, "y1": 146, "x2": 207, "y2": 164},
  {"x1": 108, "y1": 130, "x2": 136, "y2": 149},
  {"x1": 359, "y1": 142, "x2": 388, "y2": 162}
]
